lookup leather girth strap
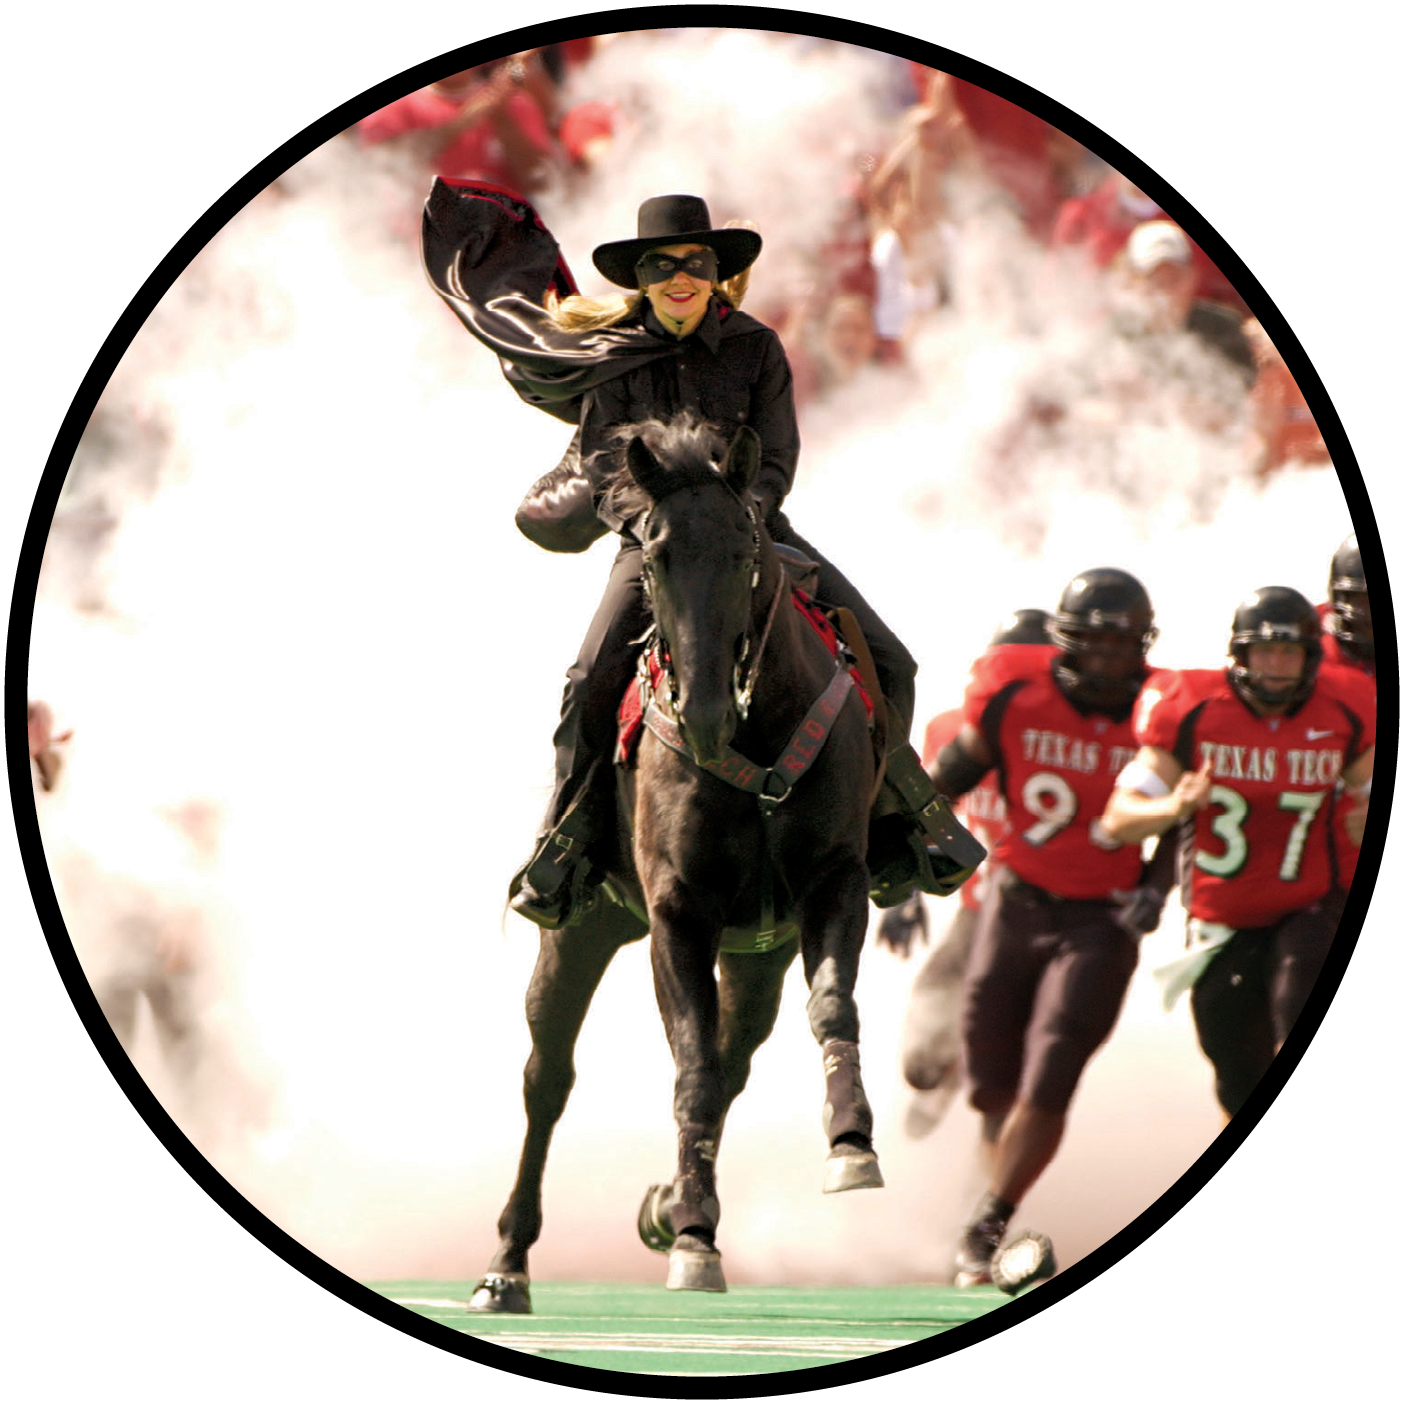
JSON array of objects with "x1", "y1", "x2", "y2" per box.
[{"x1": 831, "y1": 606, "x2": 888, "y2": 800}]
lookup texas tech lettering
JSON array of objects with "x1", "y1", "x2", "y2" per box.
[
  {"x1": 1195, "y1": 742, "x2": 1343, "y2": 787},
  {"x1": 1020, "y1": 730, "x2": 1137, "y2": 776},
  {"x1": 1284, "y1": 748, "x2": 1344, "y2": 785}
]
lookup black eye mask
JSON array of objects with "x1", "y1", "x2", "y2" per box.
[{"x1": 635, "y1": 249, "x2": 718, "y2": 285}]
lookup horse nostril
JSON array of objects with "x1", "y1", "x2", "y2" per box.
[{"x1": 679, "y1": 697, "x2": 736, "y2": 766}]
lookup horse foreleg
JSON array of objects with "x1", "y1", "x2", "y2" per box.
[
  {"x1": 470, "y1": 909, "x2": 636, "y2": 1313},
  {"x1": 717, "y1": 942, "x2": 797, "y2": 1112},
  {"x1": 648, "y1": 891, "x2": 728, "y2": 1291},
  {"x1": 798, "y1": 859, "x2": 884, "y2": 1193},
  {"x1": 635, "y1": 940, "x2": 796, "y2": 1257}
]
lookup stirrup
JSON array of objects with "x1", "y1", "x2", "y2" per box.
[
  {"x1": 507, "y1": 793, "x2": 600, "y2": 929},
  {"x1": 881, "y1": 745, "x2": 986, "y2": 894}
]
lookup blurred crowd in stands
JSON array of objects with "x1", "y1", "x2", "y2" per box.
[{"x1": 354, "y1": 33, "x2": 1329, "y2": 479}]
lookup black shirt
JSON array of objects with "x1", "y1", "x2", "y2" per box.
[{"x1": 581, "y1": 297, "x2": 800, "y2": 533}]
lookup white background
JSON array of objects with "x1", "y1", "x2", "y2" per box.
[{"x1": 3, "y1": 1, "x2": 1397, "y2": 1399}]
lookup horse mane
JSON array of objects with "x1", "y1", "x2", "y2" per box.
[{"x1": 602, "y1": 414, "x2": 729, "y2": 520}]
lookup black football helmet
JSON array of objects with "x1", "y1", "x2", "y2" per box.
[
  {"x1": 1049, "y1": 568, "x2": 1157, "y2": 709},
  {"x1": 1327, "y1": 533, "x2": 1373, "y2": 667},
  {"x1": 1228, "y1": 586, "x2": 1322, "y2": 709},
  {"x1": 989, "y1": 608, "x2": 1051, "y2": 648}
]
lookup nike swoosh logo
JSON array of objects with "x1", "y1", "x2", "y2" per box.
[{"x1": 1305, "y1": 728, "x2": 1335, "y2": 740}]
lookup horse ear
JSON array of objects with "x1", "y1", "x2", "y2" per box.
[
  {"x1": 721, "y1": 425, "x2": 761, "y2": 494},
  {"x1": 626, "y1": 432, "x2": 670, "y2": 500}
]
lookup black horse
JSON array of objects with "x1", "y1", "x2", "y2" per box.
[{"x1": 469, "y1": 419, "x2": 883, "y2": 1311}]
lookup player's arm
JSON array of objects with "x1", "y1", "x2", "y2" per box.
[
  {"x1": 1100, "y1": 745, "x2": 1210, "y2": 844},
  {"x1": 1342, "y1": 744, "x2": 1375, "y2": 846},
  {"x1": 1111, "y1": 827, "x2": 1179, "y2": 937},
  {"x1": 928, "y1": 721, "x2": 995, "y2": 800}
]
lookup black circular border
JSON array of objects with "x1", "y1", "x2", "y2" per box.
[{"x1": 5, "y1": 5, "x2": 1396, "y2": 1398}]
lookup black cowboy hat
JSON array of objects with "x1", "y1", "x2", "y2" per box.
[{"x1": 592, "y1": 194, "x2": 763, "y2": 289}]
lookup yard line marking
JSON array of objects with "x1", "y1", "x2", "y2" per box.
[
  {"x1": 473, "y1": 1332, "x2": 912, "y2": 1357},
  {"x1": 384, "y1": 1295, "x2": 938, "y2": 1331}
]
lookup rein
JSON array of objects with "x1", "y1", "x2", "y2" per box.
[{"x1": 734, "y1": 567, "x2": 787, "y2": 721}]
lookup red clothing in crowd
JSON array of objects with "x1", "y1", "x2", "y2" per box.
[
  {"x1": 1052, "y1": 176, "x2": 1243, "y2": 309},
  {"x1": 1250, "y1": 357, "x2": 1329, "y2": 473},
  {"x1": 907, "y1": 64, "x2": 1070, "y2": 237},
  {"x1": 358, "y1": 85, "x2": 555, "y2": 188}
]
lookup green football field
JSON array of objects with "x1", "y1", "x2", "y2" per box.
[{"x1": 370, "y1": 1279, "x2": 1013, "y2": 1376}]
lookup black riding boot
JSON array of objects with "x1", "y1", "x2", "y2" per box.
[
  {"x1": 508, "y1": 760, "x2": 608, "y2": 929},
  {"x1": 510, "y1": 542, "x2": 650, "y2": 929},
  {"x1": 868, "y1": 745, "x2": 987, "y2": 908}
]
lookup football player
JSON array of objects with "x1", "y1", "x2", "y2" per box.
[
  {"x1": 1101, "y1": 586, "x2": 1374, "y2": 1118},
  {"x1": 1321, "y1": 534, "x2": 1375, "y2": 878},
  {"x1": 1323, "y1": 533, "x2": 1374, "y2": 677},
  {"x1": 928, "y1": 570, "x2": 1167, "y2": 1290},
  {"x1": 880, "y1": 609, "x2": 1049, "y2": 1140}
]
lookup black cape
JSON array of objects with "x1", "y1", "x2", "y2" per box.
[
  {"x1": 422, "y1": 177, "x2": 701, "y2": 426},
  {"x1": 422, "y1": 179, "x2": 780, "y2": 552}
]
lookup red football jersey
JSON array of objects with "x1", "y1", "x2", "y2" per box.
[
  {"x1": 1134, "y1": 667, "x2": 1375, "y2": 926},
  {"x1": 923, "y1": 706, "x2": 1008, "y2": 910},
  {"x1": 964, "y1": 646, "x2": 1143, "y2": 899}
]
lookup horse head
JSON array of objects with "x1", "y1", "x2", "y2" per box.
[{"x1": 625, "y1": 419, "x2": 764, "y2": 767}]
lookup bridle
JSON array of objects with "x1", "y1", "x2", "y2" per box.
[{"x1": 636, "y1": 472, "x2": 783, "y2": 727}]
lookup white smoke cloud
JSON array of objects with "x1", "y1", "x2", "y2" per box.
[
  {"x1": 25, "y1": 26, "x2": 1361, "y2": 1288},
  {"x1": 8, "y1": 13, "x2": 1390, "y2": 1397}
]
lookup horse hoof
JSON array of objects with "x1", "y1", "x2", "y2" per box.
[
  {"x1": 637, "y1": 1182, "x2": 677, "y2": 1254},
  {"x1": 466, "y1": 1272, "x2": 532, "y2": 1314},
  {"x1": 823, "y1": 1147, "x2": 885, "y2": 1193},
  {"x1": 666, "y1": 1246, "x2": 727, "y2": 1292}
]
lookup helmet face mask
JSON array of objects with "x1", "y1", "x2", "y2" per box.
[
  {"x1": 1228, "y1": 586, "x2": 1323, "y2": 711},
  {"x1": 1049, "y1": 568, "x2": 1157, "y2": 710},
  {"x1": 1328, "y1": 534, "x2": 1373, "y2": 666}
]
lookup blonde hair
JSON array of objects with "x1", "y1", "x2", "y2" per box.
[{"x1": 545, "y1": 289, "x2": 642, "y2": 331}]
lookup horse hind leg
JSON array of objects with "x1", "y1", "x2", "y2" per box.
[{"x1": 469, "y1": 905, "x2": 639, "y2": 1313}]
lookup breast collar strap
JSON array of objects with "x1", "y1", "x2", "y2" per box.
[{"x1": 642, "y1": 659, "x2": 854, "y2": 811}]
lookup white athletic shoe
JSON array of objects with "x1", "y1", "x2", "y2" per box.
[{"x1": 991, "y1": 1229, "x2": 1056, "y2": 1295}]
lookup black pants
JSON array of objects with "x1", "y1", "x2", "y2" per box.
[
  {"x1": 962, "y1": 872, "x2": 1139, "y2": 1116},
  {"x1": 1189, "y1": 892, "x2": 1343, "y2": 1116},
  {"x1": 545, "y1": 518, "x2": 917, "y2": 826}
]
